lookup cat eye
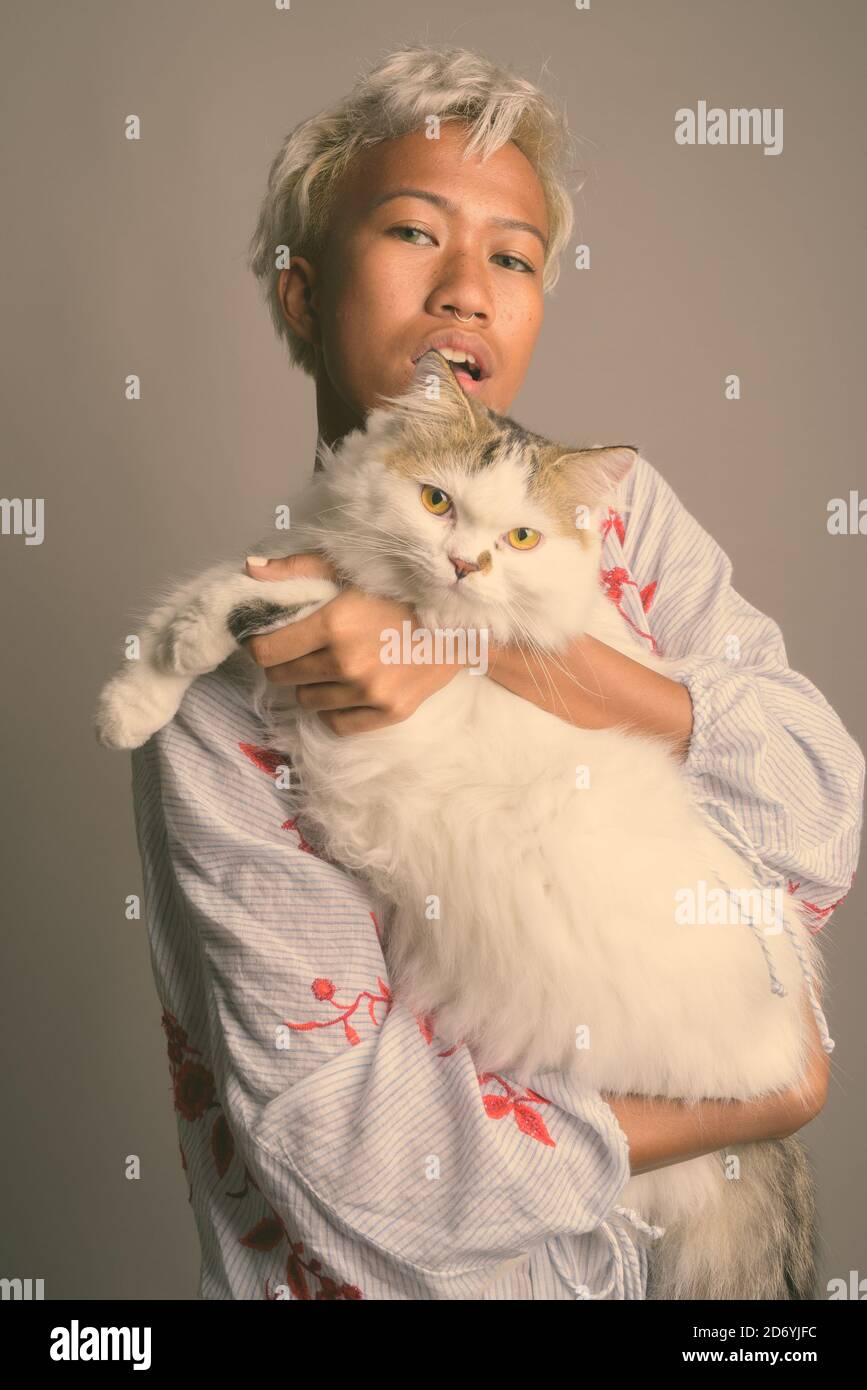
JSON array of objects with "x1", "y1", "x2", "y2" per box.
[
  {"x1": 506, "y1": 526, "x2": 541, "y2": 550},
  {"x1": 420, "y1": 484, "x2": 452, "y2": 516}
]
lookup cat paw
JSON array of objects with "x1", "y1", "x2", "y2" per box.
[
  {"x1": 94, "y1": 670, "x2": 185, "y2": 750},
  {"x1": 158, "y1": 609, "x2": 232, "y2": 676}
]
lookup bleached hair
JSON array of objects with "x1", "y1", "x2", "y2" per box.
[{"x1": 247, "y1": 42, "x2": 586, "y2": 377}]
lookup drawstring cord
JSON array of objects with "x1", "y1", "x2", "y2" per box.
[
  {"x1": 780, "y1": 910, "x2": 835, "y2": 1054},
  {"x1": 549, "y1": 1207, "x2": 665, "y2": 1300},
  {"x1": 696, "y1": 796, "x2": 835, "y2": 1056}
]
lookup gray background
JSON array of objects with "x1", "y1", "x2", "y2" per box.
[{"x1": 1, "y1": 0, "x2": 863, "y2": 1299}]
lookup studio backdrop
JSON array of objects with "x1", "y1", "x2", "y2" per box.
[{"x1": 1, "y1": 0, "x2": 864, "y2": 1301}]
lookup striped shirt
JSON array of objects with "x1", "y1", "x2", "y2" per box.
[{"x1": 130, "y1": 453, "x2": 864, "y2": 1300}]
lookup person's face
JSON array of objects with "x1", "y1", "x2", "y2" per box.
[{"x1": 279, "y1": 121, "x2": 550, "y2": 442}]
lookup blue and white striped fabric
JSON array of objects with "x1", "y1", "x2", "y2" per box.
[{"x1": 129, "y1": 453, "x2": 864, "y2": 1301}]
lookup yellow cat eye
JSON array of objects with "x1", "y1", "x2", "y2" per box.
[
  {"x1": 420, "y1": 484, "x2": 452, "y2": 515},
  {"x1": 507, "y1": 526, "x2": 541, "y2": 550}
]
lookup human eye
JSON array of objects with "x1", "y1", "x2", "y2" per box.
[
  {"x1": 388, "y1": 224, "x2": 437, "y2": 246},
  {"x1": 492, "y1": 252, "x2": 535, "y2": 273}
]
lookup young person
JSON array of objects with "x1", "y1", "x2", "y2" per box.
[{"x1": 132, "y1": 44, "x2": 863, "y2": 1300}]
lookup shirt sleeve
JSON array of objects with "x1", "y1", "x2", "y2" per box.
[
  {"x1": 622, "y1": 455, "x2": 865, "y2": 928},
  {"x1": 132, "y1": 657, "x2": 633, "y2": 1299}
]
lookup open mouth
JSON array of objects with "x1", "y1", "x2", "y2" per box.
[
  {"x1": 444, "y1": 356, "x2": 483, "y2": 383},
  {"x1": 412, "y1": 347, "x2": 486, "y2": 383}
]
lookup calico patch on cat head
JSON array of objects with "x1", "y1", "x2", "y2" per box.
[{"x1": 368, "y1": 348, "x2": 638, "y2": 538}]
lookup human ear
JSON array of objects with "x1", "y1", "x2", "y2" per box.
[{"x1": 278, "y1": 257, "x2": 320, "y2": 347}]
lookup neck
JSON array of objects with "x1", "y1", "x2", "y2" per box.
[{"x1": 315, "y1": 363, "x2": 365, "y2": 460}]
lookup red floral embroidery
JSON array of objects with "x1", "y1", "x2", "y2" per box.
[
  {"x1": 600, "y1": 566, "x2": 659, "y2": 652},
  {"x1": 600, "y1": 507, "x2": 627, "y2": 546},
  {"x1": 240, "y1": 1215, "x2": 285, "y2": 1253},
  {"x1": 160, "y1": 1010, "x2": 225, "y2": 1206},
  {"x1": 211, "y1": 1111, "x2": 235, "y2": 1179},
  {"x1": 415, "y1": 1013, "x2": 556, "y2": 1147},
  {"x1": 173, "y1": 1060, "x2": 215, "y2": 1121},
  {"x1": 162, "y1": 1010, "x2": 359, "y2": 1295},
  {"x1": 282, "y1": 972, "x2": 392, "y2": 1045},
  {"x1": 226, "y1": 1161, "x2": 261, "y2": 1202},
  {"x1": 281, "y1": 815, "x2": 317, "y2": 853},
  {"x1": 415, "y1": 1012, "x2": 437, "y2": 1047},
  {"x1": 415, "y1": 1013, "x2": 462, "y2": 1059},
  {"x1": 238, "y1": 742, "x2": 293, "y2": 777},
  {"x1": 263, "y1": 1250, "x2": 363, "y2": 1301},
  {"x1": 239, "y1": 741, "x2": 331, "y2": 857},
  {"x1": 243, "y1": 1203, "x2": 364, "y2": 1299},
  {"x1": 639, "y1": 580, "x2": 657, "y2": 613},
  {"x1": 162, "y1": 1010, "x2": 249, "y2": 1194},
  {"x1": 599, "y1": 507, "x2": 660, "y2": 645},
  {"x1": 162, "y1": 1010, "x2": 198, "y2": 1063},
  {"x1": 162, "y1": 1010, "x2": 218, "y2": 1122},
  {"x1": 478, "y1": 1074, "x2": 556, "y2": 1147},
  {"x1": 787, "y1": 872, "x2": 855, "y2": 933}
]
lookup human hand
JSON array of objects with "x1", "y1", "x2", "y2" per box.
[{"x1": 243, "y1": 553, "x2": 462, "y2": 735}]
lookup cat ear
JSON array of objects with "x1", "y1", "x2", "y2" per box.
[
  {"x1": 365, "y1": 348, "x2": 480, "y2": 438},
  {"x1": 548, "y1": 444, "x2": 638, "y2": 509}
]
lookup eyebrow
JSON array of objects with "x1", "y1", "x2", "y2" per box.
[{"x1": 366, "y1": 187, "x2": 549, "y2": 253}]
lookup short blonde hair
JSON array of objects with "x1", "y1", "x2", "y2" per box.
[{"x1": 247, "y1": 42, "x2": 585, "y2": 377}]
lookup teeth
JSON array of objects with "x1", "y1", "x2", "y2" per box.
[
  {"x1": 438, "y1": 348, "x2": 478, "y2": 367},
  {"x1": 413, "y1": 346, "x2": 484, "y2": 379}
]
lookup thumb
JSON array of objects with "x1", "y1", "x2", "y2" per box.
[{"x1": 245, "y1": 552, "x2": 338, "y2": 582}]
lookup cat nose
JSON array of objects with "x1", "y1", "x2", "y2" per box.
[{"x1": 449, "y1": 553, "x2": 481, "y2": 580}]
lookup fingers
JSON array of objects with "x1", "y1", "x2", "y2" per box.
[
  {"x1": 261, "y1": 648, "x2": 340, "y2": 685},
  {"x1": 241, "y1": 553, "x2": 340, "y2": 669},
  {"x1": 294, "y1": 681, "x2": 365, "y2": 712},
  {"x1": 317, "y1": 705, "x2": 403, "y2": 736},
  {"x1": 245, "y1": 552, "x2": 339, "y2": 582},
  {"x1": 246, "y1": 613, "x2": 331, "y2": 670}
]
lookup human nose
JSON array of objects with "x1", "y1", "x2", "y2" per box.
[{"x1": 428, "y1": 247, "x2": 495, "y2": 324}]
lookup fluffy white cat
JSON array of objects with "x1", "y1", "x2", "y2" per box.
[{"x1": 96, "y1": 350, "x2": 827, "y2": 1299}]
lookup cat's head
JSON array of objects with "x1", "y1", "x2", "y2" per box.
[{"x1": 311, "y1": 349, "x2": 637, "y2": 647}]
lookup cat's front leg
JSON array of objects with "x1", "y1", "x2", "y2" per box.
[
  {"x1": 158, "y1": 572, "x2": 339, "y2": 676},
  {"x1": 95, "y1": 569, "x2": 339, "y2": 750}
]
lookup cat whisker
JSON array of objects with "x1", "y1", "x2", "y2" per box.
[
  {"x1": 308, "y1": 513, "x2": 431, "y2": 564},
  {"x1": 300, "y1": 525, "x2": 403, "y2": 557},
  {"x1": 497, "y1": 599, "x2": 559, "y2": 708},
  {"x1": 509, "y1": 593, "x2": 608, "y2": 700},
  {"x1": 502, "y1": 597, "x2": 604, "y2": 717}
]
